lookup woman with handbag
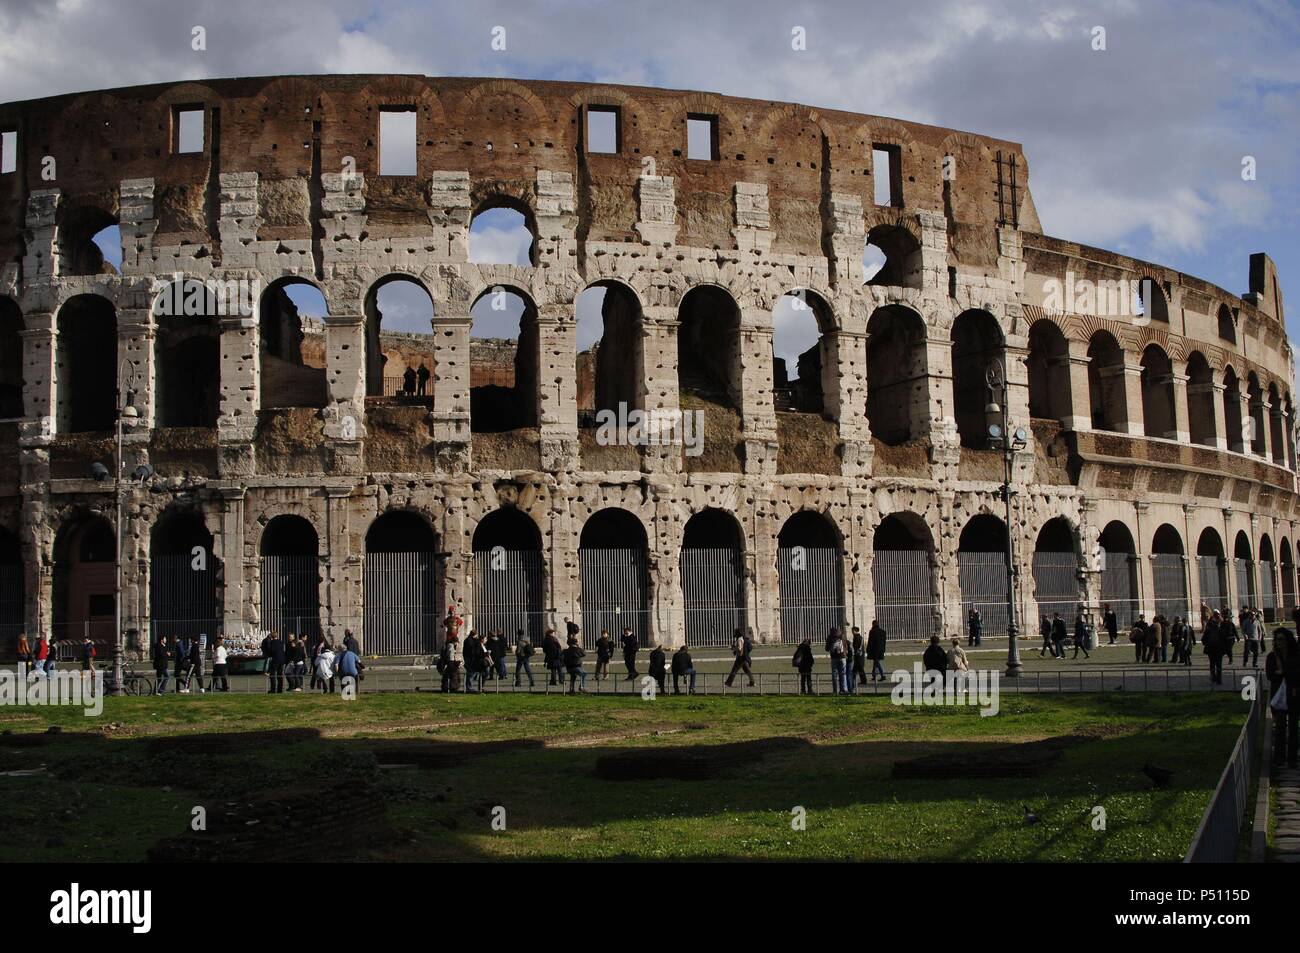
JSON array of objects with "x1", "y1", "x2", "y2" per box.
[{"x1": 1266, "y1": 629, "x2": 1300, "y2": 768}]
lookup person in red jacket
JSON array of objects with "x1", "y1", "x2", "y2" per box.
[{"x1": 32, "y1": 634, "x2": 50, "y2": 677}]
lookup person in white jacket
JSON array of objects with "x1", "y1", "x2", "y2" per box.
[
  {"x1": 316, "y1": 645, "x2": 336, "y2": 694},
  {"x1": 212, "y1": 637, "x2": 230, "y2": 692}
]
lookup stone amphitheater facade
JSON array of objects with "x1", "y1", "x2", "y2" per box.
[{"x1": 0, "y1": 74, "x2": 1293, "y2": 654}]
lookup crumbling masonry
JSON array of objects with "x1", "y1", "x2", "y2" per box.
[{"x1": 0, "y1": 75, "x2": 1293, "y2": 653}]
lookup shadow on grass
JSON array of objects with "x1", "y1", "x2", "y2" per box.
[{"x1": 0, "y1": 716, "x2": 1233, "y2": 862}]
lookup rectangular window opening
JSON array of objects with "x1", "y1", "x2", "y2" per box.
[
  {"x1": 687, "y1": 114, "x2": 718, "y2": 161},
  {"x1": 0, "y1": 131, "x2": 15, "y2": 174},
  {"x1": 586, "y1": 106, "x2": 620, "y2": 154},
  {"x1": 379, "y1": 107, "x2": 418, "y2": 176},
  {"x1": 872, "y1": 145, "x2": 902, "y2": 207},
  {"x1": 173, "y1": 106, "x2": 204, "y2": 154}
]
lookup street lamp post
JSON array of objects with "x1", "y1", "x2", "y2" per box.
[
  {"x1": 984, "y1": 361, "x2": 1027, "y2": 678},
  {"x1": 109, "y1": 359, "x2": 140, "y2": 696}
]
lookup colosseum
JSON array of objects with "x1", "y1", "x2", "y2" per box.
[{"x1": 0, "y1": 74, "x2": 1292, "y2": 657}]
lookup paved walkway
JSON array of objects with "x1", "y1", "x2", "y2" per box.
[{"x1": 1273, "y1": 762, "x2": 1300, "y2": 862}]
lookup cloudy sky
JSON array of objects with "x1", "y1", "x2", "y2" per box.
[{"x1": 9, "y1": 0, "x2": 1298, "y2": 369}]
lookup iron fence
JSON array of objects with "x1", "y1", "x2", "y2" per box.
[
  {"x1": 871, "y1": 550, "x2": 934, "y2": 640},
  {"x1": 1152, "y1": 553, "x2": 1190, "y2": 621},
  {"x1": 777, "y1": 545, "x2": 844, "y2": 643},
  {"x1": 1184, "y1": 690, "x2": 1263, "y2": 862},
  {"x1": 579, "y1": 547, "x2": 650, "y2": 646},
  {"x1": 680, "y1": 547, "x2": 746, "y2": 646},
  {"x1": 957, "y1": 551, "x2": 1011, "y2": 636},
  {"x1": 363, "y1": 551, "x2": 439, "y2": 655},
  {"x1": 472, "y1": 549, "x2": 544, "y2": 647}
]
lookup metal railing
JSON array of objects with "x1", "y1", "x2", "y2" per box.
[
  {"x1": 1184, "y1": 689, "x2": 1263, "y2": 862},
  {"x1": 110, "y1": 664, "x2": 1263, "y2": 697}
]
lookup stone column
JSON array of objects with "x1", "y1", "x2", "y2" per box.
[
  {"x1": 430, "y1": 308, "x2": 470, "y2": 471},
  {"x1": 641, "y1": 305, "x2": 681, "y2": 475},
  {"x1": 218, "y1": 487, "x2": 248, "y2": 636},
  {"x1": 1062, "y1": 337, "x2": 1092, "y2": 432},
  {"x1": 117, "y1": 307, "x2": 154, "y2": 430},
  {"x1": 323, "y1": 311, "x2": 365, "y2": 475},
  {"x1": 1168, "y1": 361, "x2": 1190, "y2": 443},
  {"x1": 537, "y1": 304, "x2": 578, "y2": 472},
  {"x1": 737, "y1": 307, "x2": 778, "y2": 475},
  {"x1": 1134, "y1": 502, "x2": 1152, "y2": 618},
  {"x1": 1250, "y1": 391, "x2": 1270, "y2": 459},
  {"x1": 1201, "y1": 380, "x2": 1229, "y2": 450},
  {"x1": 925, "y1": 336, "x2": 960, "y2": 466},
  {"x1": 831, "y1": 325, "x2": 871, "y2": 477},
  {"x1": 1102, "y1": 361, "x2": 1144, "y2": 435},
  {"x1": 752, "y1": 510, "x2": 780, "y2": 644},
  {"x1": 19, "y1": 315, "x2": 56, "y2": 441},
  {"x1": 323, "y1": 486, "x2": 355, "y2": 644},
  {"x1": 217, "y1": 312, "x2": 258, "y2": 476}
]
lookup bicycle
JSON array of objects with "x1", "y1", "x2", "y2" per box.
[{"x1": 119, "y1": 666, "x2": 157, "y2": 696}]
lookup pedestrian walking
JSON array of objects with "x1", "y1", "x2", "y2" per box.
[
  {"x1": 594, "y1": 629, "x2": 612, "y2": 680},
  {"x1": 851, "y1": 626, "x2": 868, "y2": 687},
  {"x1": 439, "y1": 635, "x2": 460, "y2": 693},
  {"x1": 212, "y1": 636, "x2": 229, "y2": 692},
  {"x1": 262, "y1": 630, "x2": 285, "y2": 694},
  {"x1": 725, "y1": 628, "x2": 755, "y2": 688},
  {"x1": 153, "y1": 634, "x2": 172, "y2": 693},
  {"x1": 1103, "y1": 604, "x2": 1118, "y2": 645},
  {"x1": 1072, "y1": 613, "x2": 1090, "y2": 659},
  {"x1": 1050, "y1": 612, "x2": 1067, "y2": 660},
  {"x1": 1039, "y1": 614, "x2": 1053, "y2": 657},
  {"x1": 562, "y1": 636, "x2": 587, "y2": 694},
  {"x1": 866, "y1": 620, "x2": 887, "y2": 681},
  {"x1": 175, "y1": 633, "x2": 191, "y2": 692},
  {"x1": 621, "y1": 626, "x2": 639, "y2": 680},
  {"x1": 792, "y1": 637, "x2": 815, "y2": 694},
  {"x1": 967, "y1": 608, "x2": 983, "y2": 647},
  {"x1": 464, "y1": 630, "x2": 487, "y2": 693},
  {"x1": 542, "y1": 628, "x2": 564, "y2": 687},
  {"x1": 826, "y1": 627, "x2": 848, "y2": 694},
  {"x1": 1221, "y1": 606, "x2": 1238, "y2": 665},
  {"x1": 1265, "y1": 629, "x2": 1299, "y2": 768},
  {"x1": 183, "y1": 636, "x2": 205, "y2": 693},
  {"x1": 1240, "y1": 606, "x2": 1260, "y2": 667},
  {"x1": 514, "y1": 633, "x2": 536, "y2": 687},
  {"x1": 1130, "y1": 616, "x2": 1148, "y2": 663},
  {"x1": 1203, "y1": 611, "x2": 1228, "y2": 685},
  {"x1": 316, "y1": 643, "x2": 337, "y2": 694}
]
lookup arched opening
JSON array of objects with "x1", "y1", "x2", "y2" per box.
[
  {"x1": 468, "y1": 201, "x2": 537, "y2": 266},
  {"x1": 862, "y1": 224, "x2": 921, "y2": 287},
  {"x1": 1269, "y1": 383, "x2": 1286, "y2": 466},
  {"x1": 470, "y1": 286, "x2": 539, "y2": 433},
  {"x1": 1196, "y1": 528, "x2": 1228, "y2": 612},
  {"x1": 1151, "y1": 524, "x2": 1188, "y2": 621},
  {"x1": 866, "y1": 305, "x2": 927, "y2": 446},
  {"x1": 1247, "y1": 374, "x2": 1266, "y2": 455},
  {"x1": 951, "y1": 309, "x2": 1004, "y2": 448},
  {"x1": 777, "y1": 511, "x2": 844, "y2": 643},
  {"x1": 1217, "y1": 304, "x2": 1236, "y2": 344},
  {"x1": 677, "y1": 285, "x2": 741, "y2": 409},
  {"x1": 258, "y1": 279, "x2": 328, "y2": 409},
  {"x1": 1280, "y1": 539, "x2": 1295, "y2": 618},
  {"x1": 0, "y1": 298, "x2": 23, "y2": 419},
  {"x1": 680, "y1": 508, "x2": 746, "y2": 647},
  {"x1": 149, "y1": 509, "x2": 219, "y2": 643},
  {"x1": 472, "y1": 508, "x2": 544, "y2": 647},
  {"x1": 153, "y1": 279, "x2": 220, "y2": 428},
  {"x1": 957, "y1": 515, "x2": 1010, "y2": 636},
  {"x1": 56, "y1": 294, "x2": 117, "y2": 433},
  {"x1": 1223, "y1": 367, "x2": 1245, "y2": 453},
  {"x1": 52, "y1": 514, "x2": 116, "y2": 646},
  {"x1": 0, "y1": 528, "x2": 24, "y2": 645},
  {"x1": 1139, "y1": 344, "x2": 1176, "y2": 439},
  {"x1": 258, "y1": 515, "x2": 321, "y2": 637},
  {"x1": 771, "y1": 290, "x2": 831, "y2": 415},
  {"x1": 1031, "y1": 517, "x2": 1080, "y2": 626},
  {"x1": 579, "y1": 508, "x2": 650, "y2": 647},
  {"x1": 576, "y1": 281, "x2": 643, "y2": 424},
  {"x1": 1026, "y1": 319, "x2": 1071, "y2": 424},
  {"x1": 1185, "y1": 352, "x2": 1216, "y2": 447},
  {"x1": 1233, "y1": 530, "x2": 1256, "y2": 610},
  {"x1": 364, "y1": 276, "x2": 435, "y2": 400},
  {"x1": 1258, "y1": 534, "x2": 1277, "y2": 622},
  {"x1": 1099, "y1": 521, "x2": 1138, "y2": 627},
  {"x1": 871, "y1": 513, "x2": 936, "y2": 639},
  {"x1": 58, "y1": 206, "x2": 120, "y2": 276},
  {"x1": 364, "y1": 510, "x2": 440, "y2": 655},
  {"x1": 1086, "y1": 331, "x2": 1127, "y2": 432},
  {"x1": 1138, "y1": 277, "x2": 1168, "y2": 324}
]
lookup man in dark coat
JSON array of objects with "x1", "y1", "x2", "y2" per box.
[
  {"x1": 866, "y1": 621, "x2": 887, "y2": 681},
  {"x1": 1050, "y1": 612, "x2": 1068, "y2": 659},
  {"x1": 922, "y1": 635, "x2": 947, "y2": 674},
  {"x1": 1202, "y1": 611, "x2": 1227, "y2": 685},
  {"x1": 175, "y1": 633, "x2": 192, "y2": 692},
  {"x1": 620, "y1": 626, "x2": 639, "y2": 681},
  {"x1": 1072, "y1": 612, "x2": 1090, "y2": 659},
  {"x1": 792, "y1": 637, "x2": 815, "y2": 695},
  {"x1": 402, "y1": 365, "x2": 416, "y2": 396},
  {"x1": 851, "y1": 626, "x2": 868, "y2": 686},
  {"x1": 967, "y1": 609, "x2": 983, "y2": 647},
  {"x1": 262, "y1": 630, "x2": 285, "y2": 694},
  {"x1": 648, "y1": 643, "x2": 667, "y2": 694},
  {"x1": 1103, "y1": 604, "x2": 1118, "y2": 644},
  {"x1": 542, "y1": 628, "x2": 564, "y2": 686},
  {"x1": 152, "y1": 635, "x2": 173, "y2": 694},
  {"x1": 671, "y1": 644, "x2": 696, "y2": 695},
  {"x1": 416, "y1": 362, "x2": 430, "y2": 396}
]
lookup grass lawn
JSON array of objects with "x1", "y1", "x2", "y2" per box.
[{"x1": 0, "y1": 691, "x2": 1248, "y2": 862}]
